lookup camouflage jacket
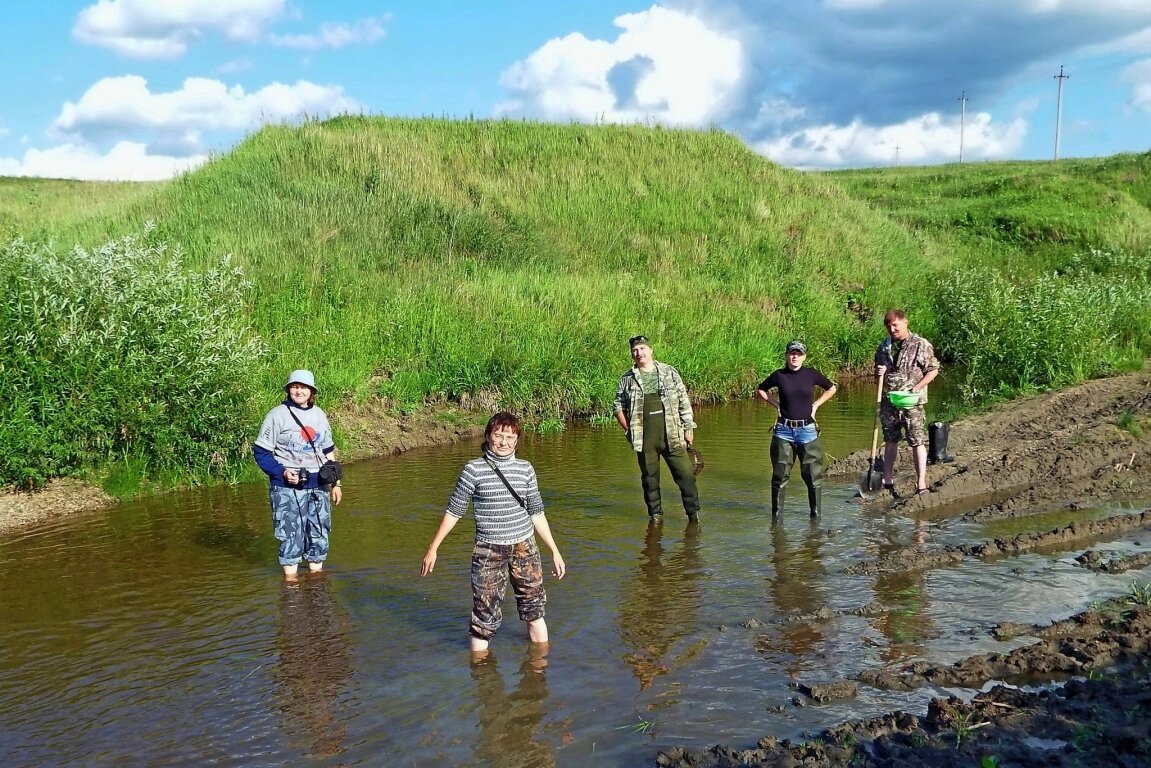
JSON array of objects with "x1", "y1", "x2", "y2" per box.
[
  {"x1": 613, "y1": 361, "x2": 696, "y2": 452},
  {"x1": 875, "y1": 332, "x2": 940, "y2": 403}
]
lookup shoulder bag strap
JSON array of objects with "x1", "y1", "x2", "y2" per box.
[
  {"x1": 484, "y1": 458, "x2": 526, "y2": 508},
  {"x1": 284, "y1": 404, "x2": 327, "y2": 466}
]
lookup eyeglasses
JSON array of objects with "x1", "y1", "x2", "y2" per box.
[{"x1": 629, "y1": 335, "x2": 649, "y2": 347}]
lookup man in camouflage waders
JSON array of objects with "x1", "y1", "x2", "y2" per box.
[
  {"x1": 614, "y1": 336, "x2": 700, "y2": 522},
  {"x1": 875, "y1": 309, "x2": 940, "y2": 495}
]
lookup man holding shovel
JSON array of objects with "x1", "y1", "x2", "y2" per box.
[{"x1": 875, "y1": 309, "x2": 940, "y2": 495}]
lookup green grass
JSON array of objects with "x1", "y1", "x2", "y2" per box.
[
  {"x1": 2, "y1": 117, "x2": 1150, "y2": 490},
  {"x1": 831, "y1": 155, "x2": 1151, "y2": 402},
  {"x1": 1126, "y1": 580, "x2": 1151, "y2": 606},
  {"x1": 828, "y1": 153, "x2": 1151, "y2": 272}
]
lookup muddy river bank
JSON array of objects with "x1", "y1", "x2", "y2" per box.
[{"x1": 661, "y1": 369, "x2": 1151, "y2": 768}]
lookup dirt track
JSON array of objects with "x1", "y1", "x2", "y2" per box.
[{"x1": 660, "y1": 369, "x2": 1151, "y2": 768}]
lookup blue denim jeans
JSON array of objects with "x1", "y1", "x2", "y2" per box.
[
  {"x1": 773, "y1": 422, "x2": 819, "y2": 445},
  {"x1": 270, "y1": 486, "x2": 332, "y2": 566}
]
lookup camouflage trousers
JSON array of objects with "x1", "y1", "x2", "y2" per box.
[
  {"x1": 269, "y1": 485, "x2": 332, "y2": 566},
  {"x1": 880, "y1": 402, "x2": 928, "y2": 447},
  {"x1": 469, "y1": 538, "x2": 546, "y2": 641}
]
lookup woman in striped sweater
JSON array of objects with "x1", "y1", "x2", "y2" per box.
[{"x1": 420, "y1": 412, "x2": 566, "y2": 653}]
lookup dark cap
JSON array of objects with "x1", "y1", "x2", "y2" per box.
[
  {"x1": 785, "y1": 340, "x2": 807, "y2": 354},
  {"x1": 629, "y1": 335, "x2": 650, "y2": 348}
]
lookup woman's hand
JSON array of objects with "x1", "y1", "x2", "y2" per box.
[
  {"x1": 551, "y1": 552, "x2": 566, "y2": 580},
  {"x1": 420, "y1": 549, "x2": 437, "y2": 577}
]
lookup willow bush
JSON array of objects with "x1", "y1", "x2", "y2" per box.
[
  {"x1": 933, "y1": 247, "x2": 1151, "y2": 401},
  {"x1": 0, "y1": 226, "x2": 265, "y2": 488}
]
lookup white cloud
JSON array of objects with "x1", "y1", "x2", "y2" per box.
[
  {"x1": 51, "y1": 75, "x2": 362, "y2": 154},
  {"x1": 267, "y1": 17, "x2": 388, "y2": 50},
  {"x1": 498, "y1": 5, "x2": 743, "y2": 126},
  {"x1": 1120, "y1": 58, "x2": 1151, "y2": 112},
  {"x1": 74, "y1": 0, "x2": 287, "y2": 58},
  {"x1": 755, "y1": 112, "x2": 1028, "y2": 169},
  {"x1": 0, "y1": 141, "x2": 205, "y2": 181},
  {"x1": 217, "y1": 59, "x2": 254, "y2": 75}
]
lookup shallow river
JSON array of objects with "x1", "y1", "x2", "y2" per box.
[{"x1": 3, "y1": 381, "x2": 1149, "y2": 767}]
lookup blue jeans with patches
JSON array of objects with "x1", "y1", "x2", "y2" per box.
[{"x1": 270, "y1": 486, "x2": 332, "y2": 566}]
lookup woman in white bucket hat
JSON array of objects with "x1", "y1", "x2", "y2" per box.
[{"x1": 253, "y1": 370, "x2": 343, "y2": 579}]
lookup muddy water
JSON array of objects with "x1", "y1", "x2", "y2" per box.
[{"x1": 3, "y1": 380, "x2": 1150, "y2": 767}]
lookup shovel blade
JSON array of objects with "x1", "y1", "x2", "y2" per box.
[{"x1": 859, "y1": 461, "x2": 885, "y2": 493}]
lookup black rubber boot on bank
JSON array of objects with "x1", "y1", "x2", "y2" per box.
[{"x1": 928, "y1": 422, "x2": 954, "y2": 465}]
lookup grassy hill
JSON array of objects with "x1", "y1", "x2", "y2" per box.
[
  {"x1": 828, "y1": 152, "x2": 1151, "y2": 272},
  {"x1": 2, "y1": 117, "x2": 1149, "y2": 488}
]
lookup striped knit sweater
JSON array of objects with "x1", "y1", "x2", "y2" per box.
[{"x1": 446, "y1": 450, "x2": 544, "y2": 545}]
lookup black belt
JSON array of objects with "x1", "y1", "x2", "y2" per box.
[{"x1": 777, "y1": 418, "x2": 812, "y2": 427}]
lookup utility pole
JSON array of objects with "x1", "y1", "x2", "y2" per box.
[
  {"x1": 1053, "y1": 65, "x2": 1069, "y2": 160},
  {"x1": 958, "y1": 91, "x2": 968, "y2": 163},
  {"x1": 894, "y1": 145, "x2": 900, "y2": 166}
]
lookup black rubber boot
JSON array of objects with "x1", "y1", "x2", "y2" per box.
[
  {"x1": 797, "y1": 438, "x2": 825, "y2": 518},
  {"x1": 770, "y1": 436, "x2": 794, "y2": 518},
  {"x1": 928, "y1": 422, "x2": 954, "y2": 465},
  {"x1": 807, "y1": 486, "x2": 821, "y2": 518}
]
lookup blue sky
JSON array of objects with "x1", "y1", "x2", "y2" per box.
[{"x1": 1, "y1": 0, "x2": 1149, "y2": 180}]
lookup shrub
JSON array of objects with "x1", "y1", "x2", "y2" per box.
[
  {"x1": 0, "y1": 225, "x2": 265, "y2": 488},
  {"x1": 933, "y1": 247, "x2": 1151, "y2": 400}
]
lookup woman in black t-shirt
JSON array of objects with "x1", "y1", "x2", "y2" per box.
[{"x1": 756, "y1": 341, "x2": 838, "y2": 518}]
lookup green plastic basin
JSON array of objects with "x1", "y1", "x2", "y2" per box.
[{"x1": 887, "y1": 390, "x2": 922, "y2": 408}]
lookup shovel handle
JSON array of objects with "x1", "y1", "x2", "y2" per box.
[{"x1": 868, "y1": 371, "x2": 885, "y2": 469}]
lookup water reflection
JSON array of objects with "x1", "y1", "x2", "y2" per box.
[
  {"x1": 619, "y1": 520, "x2": 704, "y2": 690},
  {"x1": 870, "y1": 518, "x2": 935, "y2": 662},
  {"x1": 758, "y1": 519, "x2": 829, "y2": 677},
  {"x1": 469, "y1": 646, "x2": 554, "y2": 768},
  {"x1": 275, "y1": 574, "x2": 353, "y2": 759}
]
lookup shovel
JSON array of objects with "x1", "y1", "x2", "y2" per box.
[{"x1": 859, "y1": 371, "x2": 886, "y2": 495}]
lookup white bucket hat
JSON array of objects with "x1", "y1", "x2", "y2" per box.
[{"x1": 284, "y1": 369, "x2": 318, "y2": 393}]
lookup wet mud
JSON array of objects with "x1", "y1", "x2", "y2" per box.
[
  {"x1": 659, "y1": 667, "x2": 1151, "y2": 767},
  {"x1": 0, "y1": 478, "x2": 116, "y2": 535},
  {"x1": 661, "y1": 370, "x2": 1151, "y2": 768},
  {"x1": 1075, "y1": 548, "x2": 1151, "y2": 574},
  {"x1": 829, "y1": 370, "x2": 1151, "y2": 517}
]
